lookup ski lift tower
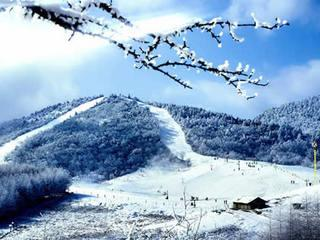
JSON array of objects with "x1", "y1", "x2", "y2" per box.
[{"x1": 312, "y1": 141, "x2": 318, "y2": 184}]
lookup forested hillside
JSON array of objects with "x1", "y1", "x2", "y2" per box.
[
  {"x1": 2, "y1": 94, "x2": 317, "y2": 181},
  {"x1": 8, "y1": 96, "x2": 177, "y2": 179},
  {"x1": 155, "y1": 103, "x2": 313, "y2": 166},
  {"x1": 0, "y1": 96, "x2": 100, "y2": 146},
  {"x1": 256, "y1": 95, "x2": 320, "y2": 136}
]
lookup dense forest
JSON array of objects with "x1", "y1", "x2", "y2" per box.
[
  {"x1": 8, "y1": 95, "x2": 178, "y2": 179},
  {"x1": 0, "y1": 96, "x2": 100, "y2": 146},
  {"x1": 155, "y1": 103, "x2": 313, "y2": 166},
  {"x1": 256, "y1": 95, "x2": 320, "y2": 136},
  {"x1": 0, "y1": 163, "x2": 70, "y2": 218}
]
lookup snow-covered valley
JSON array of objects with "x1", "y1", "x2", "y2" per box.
[{"x1": 0, "y1": 100, "x2": 318, "y2": 239}]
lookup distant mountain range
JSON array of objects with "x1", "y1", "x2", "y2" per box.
[{"x1": 0, "y1": 94, "x2": 319, "y2": 179}]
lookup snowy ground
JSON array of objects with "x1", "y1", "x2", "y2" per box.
[
  {"x1": 0, "y1": 96, "x2": 105, "y2": 164},
  {"x1": 0, "y1": 101, "x2": 318, "y2": 239}
]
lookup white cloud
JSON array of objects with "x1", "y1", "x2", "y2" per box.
[
  {"x1": 0, "y1": 4, "x2": 197, "y2": 70},
  {"x1": 114, "y1": 0, "x2": 179, "y2": 16},
  {"x1": 113, "y1": 13, "x2": 195, "y2": 41},
  {"x1": 109, "y1": 0, "x2": 200, "y2": 41},
  {"x1": 262, "y1": 59, "x2": 320, "y2": 105},
  {"x1": 224, "y1": 0, "x2": 311, "y2": 21},
  {"x1": 0, "y1": 64, "x2": 80, "y2": 122},
  {"x1": 0, "y1": 7, "x2": 105, "y2": 71}
]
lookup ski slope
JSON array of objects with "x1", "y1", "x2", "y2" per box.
[
  {"x1": 0, "y1": 96, "x2": 105, "y2": 164},
  {"x1": 69, "y1": 103, "x2": 316, "y2": 237},
  {"x1": 108, "y1": 103, "x2": 314, "y2": 200}
]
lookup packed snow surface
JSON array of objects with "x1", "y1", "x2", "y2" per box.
[{"x1": 0, "y1": 97, "x2": 104, "y2": 164}]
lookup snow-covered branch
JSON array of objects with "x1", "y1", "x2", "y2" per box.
[{"x1": 1, "y1": 0, "x2": 289, "y2": 99}]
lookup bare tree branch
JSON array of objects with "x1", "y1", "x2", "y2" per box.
[{"x1": 0, "y1": 1, "x2": 289, "y2": 99}]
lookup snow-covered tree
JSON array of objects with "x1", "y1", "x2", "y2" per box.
[
  {"x1": 0, "y1": 163, "x2": 70, "y2": 217},
  {"x1": 0, "y1": 0, "x2": 289, "y2": 99},
  {"x1": 8, "y1": 95, "x2": 179, "y2": 178}
]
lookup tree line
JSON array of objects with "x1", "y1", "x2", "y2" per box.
[{"x1": 0, "y1": 163, "x2": 70, "y2": 218}]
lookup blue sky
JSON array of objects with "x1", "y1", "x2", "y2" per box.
[{"x1": 0, "y1": 0, "x2": 320, "y2": 122}]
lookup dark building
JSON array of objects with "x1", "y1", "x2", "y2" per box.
[
  {"x1": 233, "y1": 197, "x2": 268, "y2": 210},
  {"x1": 292, "y1": 203, "x2": 303, "y2": 209}
]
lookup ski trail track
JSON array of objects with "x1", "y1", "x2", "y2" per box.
[{"x1": 0, "y1": 97, "x2": 105, "y2": 164}]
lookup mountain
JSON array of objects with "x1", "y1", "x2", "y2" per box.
[
  {"x1": 256, "y1": 95, "x2": 320, "y2": 136},
  {"x1": 4, "y1": 95, "x2": 179, "y2": 179},
  {"x1": 155, "y1": 103, "x2": 312, "y2": 166},
  {"x1": 0, "y1": 95, "x2": 315, "y2": 182},
  {"x1": 0, "y1": 95, "x2": 317, "y2": 239}
]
